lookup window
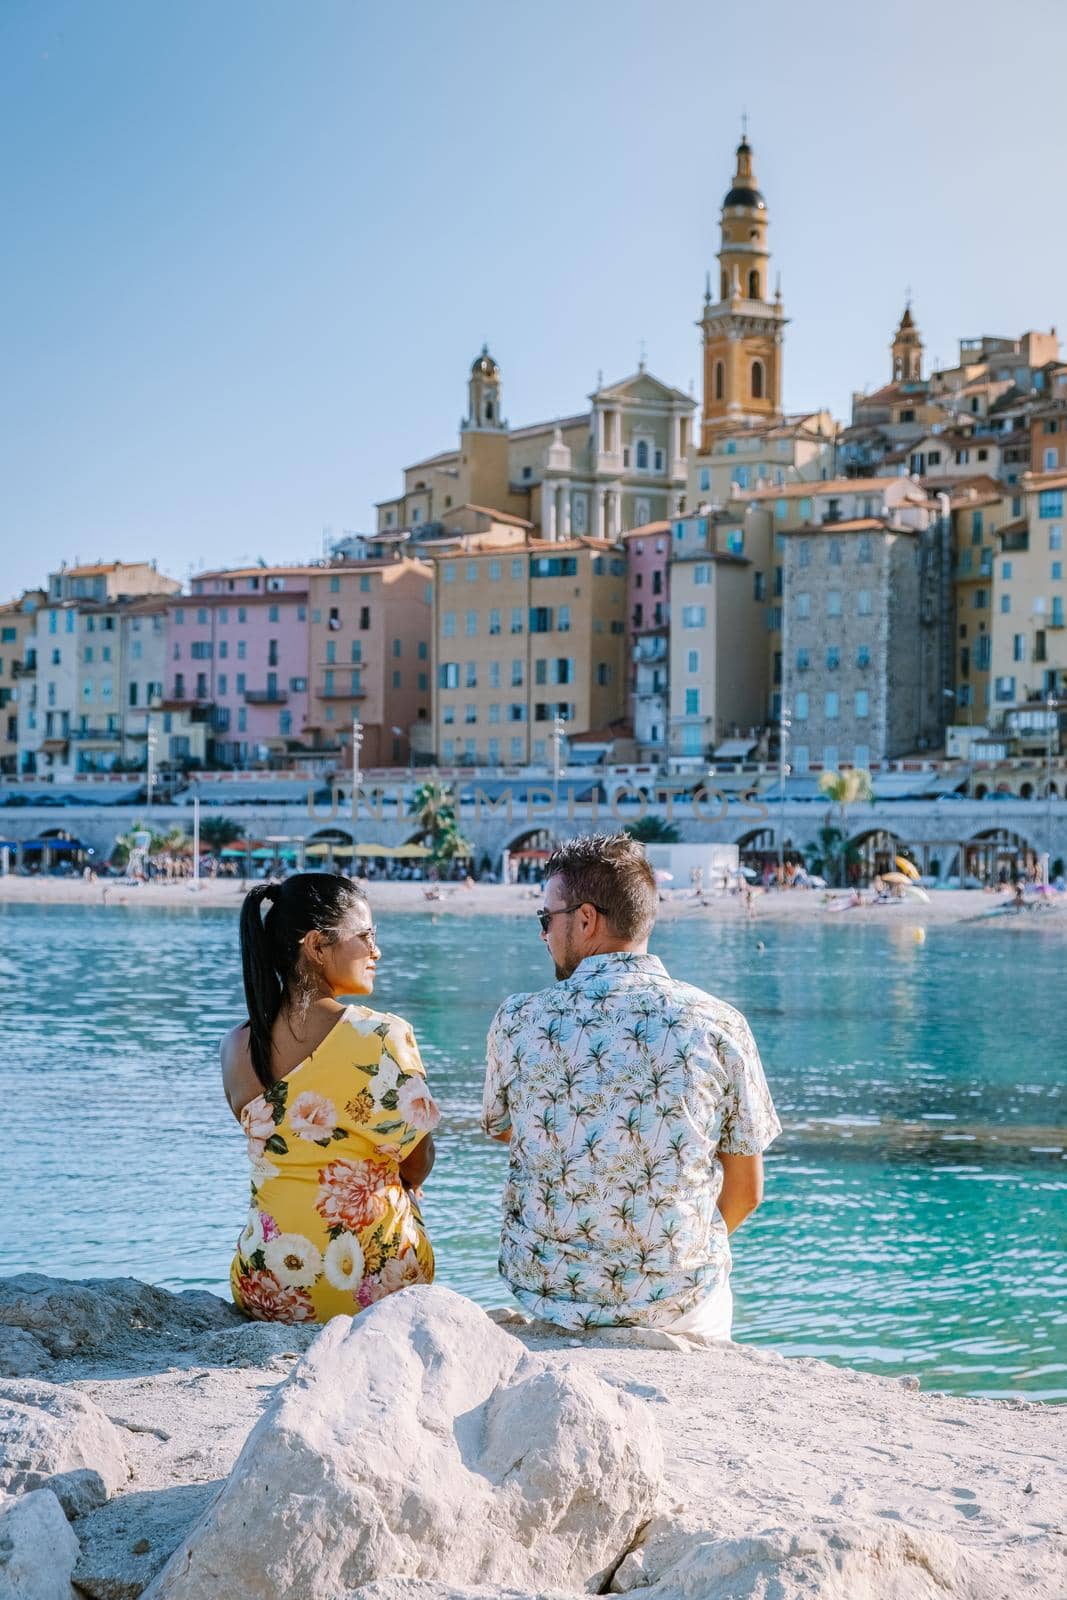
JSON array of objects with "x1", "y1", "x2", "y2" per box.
[
  {"x1": 855, "y1": 690, "x2": 869, "y2": 719},
  {"x1": 511, "y1": 659, "x2": 523, "y2": 687},
  {"x1": 826, "y1": 646, "x2": 840, "y2": 670},
  {"x1": 84, "y1": 646, "x2": 93, "y2": 663},
  {"x1": 510, "y1": 558, "x2": 523, "y2": 579},
  {"x1": 995, "y1": 675, "x2": 1016, "y2": 701},
  {"x1": 268, "y1": 605, "x2": 279, "y2": 623},
  {"x1": 751, "y1": 359, "x2": 764, "y2": 400},
  {"x1": 687, "y1": 649, "x2": 700, "y2": 673},
  {"x1": 465, "y1": 610, "x2": 478, "y2": 636},
  {"x1": 796, "y1": 648, "x2": 810, "y2": 671},
  {"x1": 1053, "y1": 561, "x2": 1063, "y2": 580},
  {"x1": 529, "y1": 607, "x2": 553, "y2": 632},
  {"x1": 827, "y1": 590, "x2": 842, "y2": 616},
  {"x1": 1044, "y1": 448, "x2": 1059, "y2": 471},
  {"x1": 465, "y1": 661, "x2": 477, "y2": 688},
  {"x1": 828, "y1": 539, "x2": 842, "y2": 565},
  {"x1": 1039, "y1": 490, "x2": 1063, "y2": 518},
  {"x1": 974, "y1": 589, "x2": 988, "y2": 610},
  {"x1": 1050, "y1": 526, "x2": 1064, "y2": 551},
  {"x1": 173, "y1": 608, "x2": 184, "y2": 625},
  {"x1": 466, "y1": 561, "x2": 478, "y2": 582},
  {"x1": 636, "y1": 440, "x2": 649, "y2": 471},
  {"x1": 794, "y1": 691, "x2": 809, "y2": 720},
  {"x1": 824, "y1": 691, "x2": 839, "y2": 719},
  {"x1": 857, "y1": 589, "x2": 872, "y2": 615},
  {"x1": 714, "y1": 360, "x2": 724, "y2": 401},
  {"x1": 693, "y1": 565, "x2": 711, "y2": 586},
  {"x1": 530, "y1": 555, "x2": 579, "y2": 577},
  {"x1": 797, "y1": 543, "x2": 811, "y2": 570},
  {"x1": 1013, "y1": 634, "x2": 1025, "y2": 661},
  {"x1": 508, "y1": 703, "x2": 526, "y2": 722},
  {"x1": 442, "y1": 705, "x2": 455, "y2": 725},
  {"x1": 682, "y1": 604, "x2": 706, "y2": 628},
  {"x1": 796, "y1": 592, "x2": 811, "y2": 619},
  {"x1": 236, "y1": 673, "x2": 246, "y2": 693},
  {"x1": 685, "y1": 687, "x2": 700, "y2": 715},
  {"x1": 290, "y1": 675, "x2": 307, "y2": 691},
  {"x1": 487, "y1": 608, "x2": 501, "y2": 635},
  {"x1": 488, "y1": 703, "x2": 500, "y2": 724},
  {"x1": 443, "y1": 564, "x2": 456, "y2": 584},
  {"x1": 510, "y1": 607, "x2": 523, "y2": 634},
  {"x1": 595, "y1": 662, "x2": 610, "y2": 686},
  {"x1": 1001, "y1": 560, "x2": 1013, "y2": 579},
  {"x1": 1001, "y1": 594, "x2": 1011, "y2": 614},
  {"x1": 465, "y1": 704, "x2": 477, "y2": 724},
  {"x1": 699, "y1": 469, "x2": 710, "y2": 492},
  {"x1": 557, "y1": 604, "x2": 571, "y2": 632},
  {"x1": 753, "y1": 572, "x2": 766, "y2": 601},
  {"x1": 438, "y1": 663, "x2": 460, "y2": 689},
  {"x1": 488, "y1": 661, "x2": 501, "y2": 689},
  {"x1": 237, "y1": 607, "x2": 247, "y2": 623}
]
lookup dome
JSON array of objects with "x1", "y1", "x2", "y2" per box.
[
  {"x1": 471, "y1": 344, "x2": 499, "y2": 378},
  {"x1": 723, "y1": 185, "x2": 765, "y2": 210}
]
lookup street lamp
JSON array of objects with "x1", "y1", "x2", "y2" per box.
[
  {"x1": 1044, "y1": 690, "x2": 1056, "y2": 888},
  {"x1": 351, "y1": 716, "x2": 364, "y2": 813},
  {"x1": 146, "y1": 724, "x2": 158, "y2": 810},
  {"x1": 777, "y1": 706, "x2": 792, "y2": 882},
  {"x1": 552, "y1": 712, "x2": 567, "y2": 820}
]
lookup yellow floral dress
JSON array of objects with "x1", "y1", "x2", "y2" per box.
[{"x1": 231, "y1": 1005, "x2": 439, "y2": 1324}]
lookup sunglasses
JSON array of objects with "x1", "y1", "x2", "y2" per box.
[{"x1": 536, "y1": 903, "x2": 606, "y2": 934}]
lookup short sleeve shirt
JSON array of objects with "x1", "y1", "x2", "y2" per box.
[{"x1": 483, "y1": 951, "x2": 780, "y2": 1329}]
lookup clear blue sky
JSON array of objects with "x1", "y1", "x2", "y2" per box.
[{"x1": 2, "y1": 0, "x2": 1065, "y2": 597}]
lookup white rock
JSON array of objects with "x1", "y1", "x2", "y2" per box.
[
  {"x1": 0, "y1": 1486, "x2": 80, "y2": 1600},
  {"x1": 614, "y1": 1520, "x2": 1026, "y2": 1599},
  {"x1": 0, "y1": 1380, "x2": 128, "y2": 1497},
  {"x1": 146, "y1": 1285, "x2": 662, "y2": 1599}
]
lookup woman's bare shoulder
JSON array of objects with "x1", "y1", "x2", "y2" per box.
[{"x1": 220, "y1": 1022, "x2": 257, "y2": 1116}]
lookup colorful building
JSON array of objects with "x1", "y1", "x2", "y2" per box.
[{"x1": 622, "y1": 522, "x2": 671, "y2": 761}]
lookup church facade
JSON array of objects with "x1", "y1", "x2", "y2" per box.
[{"x1": 375, "y1": 350, "x2": 696, "y2": 544}]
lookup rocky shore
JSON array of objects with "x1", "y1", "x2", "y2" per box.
[{"x1": 0, "y1": 1275, "x2": 1063, "y2": 1599}]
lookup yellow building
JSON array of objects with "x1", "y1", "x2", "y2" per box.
[
  {"x1": 304, "y1": 558, "x2": 433, "y2": 769},
  {"x1": 984, "y1": 472, "x2": 1067, "y2": 724},
  {"x1": 0, "y1": 591, "x2": 44, "y2": 774},
  {"x1": 377, "y1": 350, "x2": 695, "y2": 544},
  {"x1": 667, "y1": 507, "x2": 774, "y2": 765},
  {"x1": 947, "y1": 482, "x2": 1019, "y2": 722},
  {"x1": 431, "y1": 539, "x2": 627, "y2": 765}
]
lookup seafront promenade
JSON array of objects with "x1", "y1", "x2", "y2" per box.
[{"x1": 2, "y1": 788, "x2": 1067, "y2": 886}]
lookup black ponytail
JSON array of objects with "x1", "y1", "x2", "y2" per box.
[{"x1": 239, "y1": 872, "x2": 368, "y2": 1089}]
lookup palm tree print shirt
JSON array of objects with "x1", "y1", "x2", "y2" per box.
[{"x1": 483, "y1": 951, "x2": 780, "y2": 1329}]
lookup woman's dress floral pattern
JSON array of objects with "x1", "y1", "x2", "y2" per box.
[
  {"x1": 231, "y1": 1006, "x2": 439, "y2": 1324},
  {"x1": 482, "y1": 951, "x2": 780, "y2": 1329}
]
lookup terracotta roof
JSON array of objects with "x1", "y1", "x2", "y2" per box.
[
  {"x1": 621, "y1": 521, "x2": 671, "y2": 539},
  {"x1": 779, "y1": 518, "x2": 888, "y2": 535},
  {"x1": 460, "y1": 504, "x2": 534, "y2": 527},
  {"x1": 191, "y1": 565, "x2": 317, "y2": 581},
  {"x1": 1022, "y1": 470, "x2": 1067, "y2": 492},
  {"x1": 746, "y1": 476, "x2": 916, "y2": 499}
]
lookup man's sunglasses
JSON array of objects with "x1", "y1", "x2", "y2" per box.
[{"x1": 536, "y1": 903, "x2": 606, "y2": 934}]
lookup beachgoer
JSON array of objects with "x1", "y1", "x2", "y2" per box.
[
  {"x1": 221, "y1": 872, "x2": 438, "y2": 1324},
  {"x1": 482, "y1": 832, "x2": 780, "y2": 1338}
]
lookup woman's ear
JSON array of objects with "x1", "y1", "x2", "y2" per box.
[{"x1": 302, "y1": 929, "x2": 326, "y2": 968}]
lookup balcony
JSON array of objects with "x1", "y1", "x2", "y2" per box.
[
  {"x1": 69, "y1": 727, "x2": 120, "y2": 745},
  {"x1": 12, "y1": 658, "x2": 35, "y2": 678},
  {"x1": 245, "y1": 688, "x2": 289, "y2": 705}
]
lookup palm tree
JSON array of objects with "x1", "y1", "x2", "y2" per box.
[
  {"x1": 624, "y1": 816, "x2": 680, "y2": 844},
  {"x1": 199, "y1": 815, "x2": 244, "y2": 853},
  {"x1": 818, "y1": 768, "x2": 874, "y2": 885},
  {"x1": 407, "y1": 779, "x2": 471, "y2": 870}
]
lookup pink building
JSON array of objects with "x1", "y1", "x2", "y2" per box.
[
  {"x1": 165, "y1": 567, "x2": 312, "y2": 764},
  {"x1": 622, "y1": 522, "x2": 671, "y2": 761}
]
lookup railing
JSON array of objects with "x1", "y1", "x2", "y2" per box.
[
  {"x1": 315, "y1": 683, "x2": 366, "y2": 699},
  {"x1": 245, "y1": 689, "x2": 288, "y2": 705}
]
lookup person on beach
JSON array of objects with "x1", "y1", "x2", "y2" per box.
[
  {"x1": 482, "y1": 832, "x2": 780, "y2": 1338},
  {"x1": 222, "y1": 872, "x2": 439, "y2": 1324}
]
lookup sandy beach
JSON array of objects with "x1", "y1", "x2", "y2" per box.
[{"x1": 1, "y1": 872, "x2": 1065, "y2": 929}]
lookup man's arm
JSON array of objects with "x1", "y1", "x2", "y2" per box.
[
  {"x1": 717, "y1": 1151, "x2": 764, "y2": 1233},
  {"x1": 488, "y1": 1128, "x2": 511, "y2": 1143},
  {"x1": 400, "y1": 1134, "x2": 436, "y2": 1188}
]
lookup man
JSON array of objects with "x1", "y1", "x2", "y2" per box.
[{"x1": 482, "y1": 832, "x2": 780, "y2": 1336}]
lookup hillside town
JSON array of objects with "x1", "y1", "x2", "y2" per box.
[{"x1": 2, "y1": 136, "x2": 1064, "y2": 807}]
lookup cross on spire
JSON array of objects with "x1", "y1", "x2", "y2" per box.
[{"x1": 741, "y1": 109, "x2": 748, "y2": 138}]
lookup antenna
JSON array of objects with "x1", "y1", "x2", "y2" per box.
[{"x1": 741, "y1": 108, "x2": 748, "y2": 139}]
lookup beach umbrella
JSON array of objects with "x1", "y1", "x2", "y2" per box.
[
  {"x1": 881, "y1": 870, "x2": 912, "y2": 886},
  {"x1": 902, "y1": 883, "x2": 931, "y2": 904},
  {"x1": 894, "y1": 856, "x2": 921, "y2": 881}
]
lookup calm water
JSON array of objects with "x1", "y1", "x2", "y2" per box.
[{"x1": 0, "y1": 904, "x2": 1064, "y2": 1401}]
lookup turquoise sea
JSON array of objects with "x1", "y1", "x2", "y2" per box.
[{"x1": 0, "y1": 903, "x2": 1064, "y2": 1401}]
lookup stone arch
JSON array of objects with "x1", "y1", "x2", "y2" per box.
[
  {"x1": 747, "y1": 268, "x2": 760, "y2": 299},
  {"x1": 736, "y1": 826, "x2": 775, "y2": 869},
  {"x1": 304, "y1": 825, "x2": 356, "y2": 872},
  {"x1": 751, "y1": 359, "x2": 765, "y2": 400},
  {"x1": 501, "y1": 825, "x2": 557, "y2": 885},
  {"x1": 847, "y1": 827, "x2": 909, "y2": 885},
  {"x1": 964, "y1": 827, "x2": 1037, "y2": 885}
]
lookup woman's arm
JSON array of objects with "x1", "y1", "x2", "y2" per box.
[{"x1": 400, "y1": 1134, "x2": 435, "y2": 1189}]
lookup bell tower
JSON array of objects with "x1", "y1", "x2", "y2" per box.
[
  {"x1": 459, "y1": 345, "x2": 509, "y2": 511},
  {"x1": 698, "y1": 134, "x2": 787, "y2": 447},
  {"x1": 891, "y1": 304, "x2": 924, "y2": 384},
  {"x1": 464, "y1": 345, "x2": 506, "y2": 432}
]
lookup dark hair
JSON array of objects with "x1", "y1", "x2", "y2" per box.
[
  {"x1": 542, "y1": 832, "x2": 657, "y2": 943},
  {"x1": 239, "y1": 873, "x2": 368, "y2": 1089}
]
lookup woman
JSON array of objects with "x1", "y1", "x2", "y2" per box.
[{"x1": 222, "y1": 873, "x2": 439, "y2": 1324}]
